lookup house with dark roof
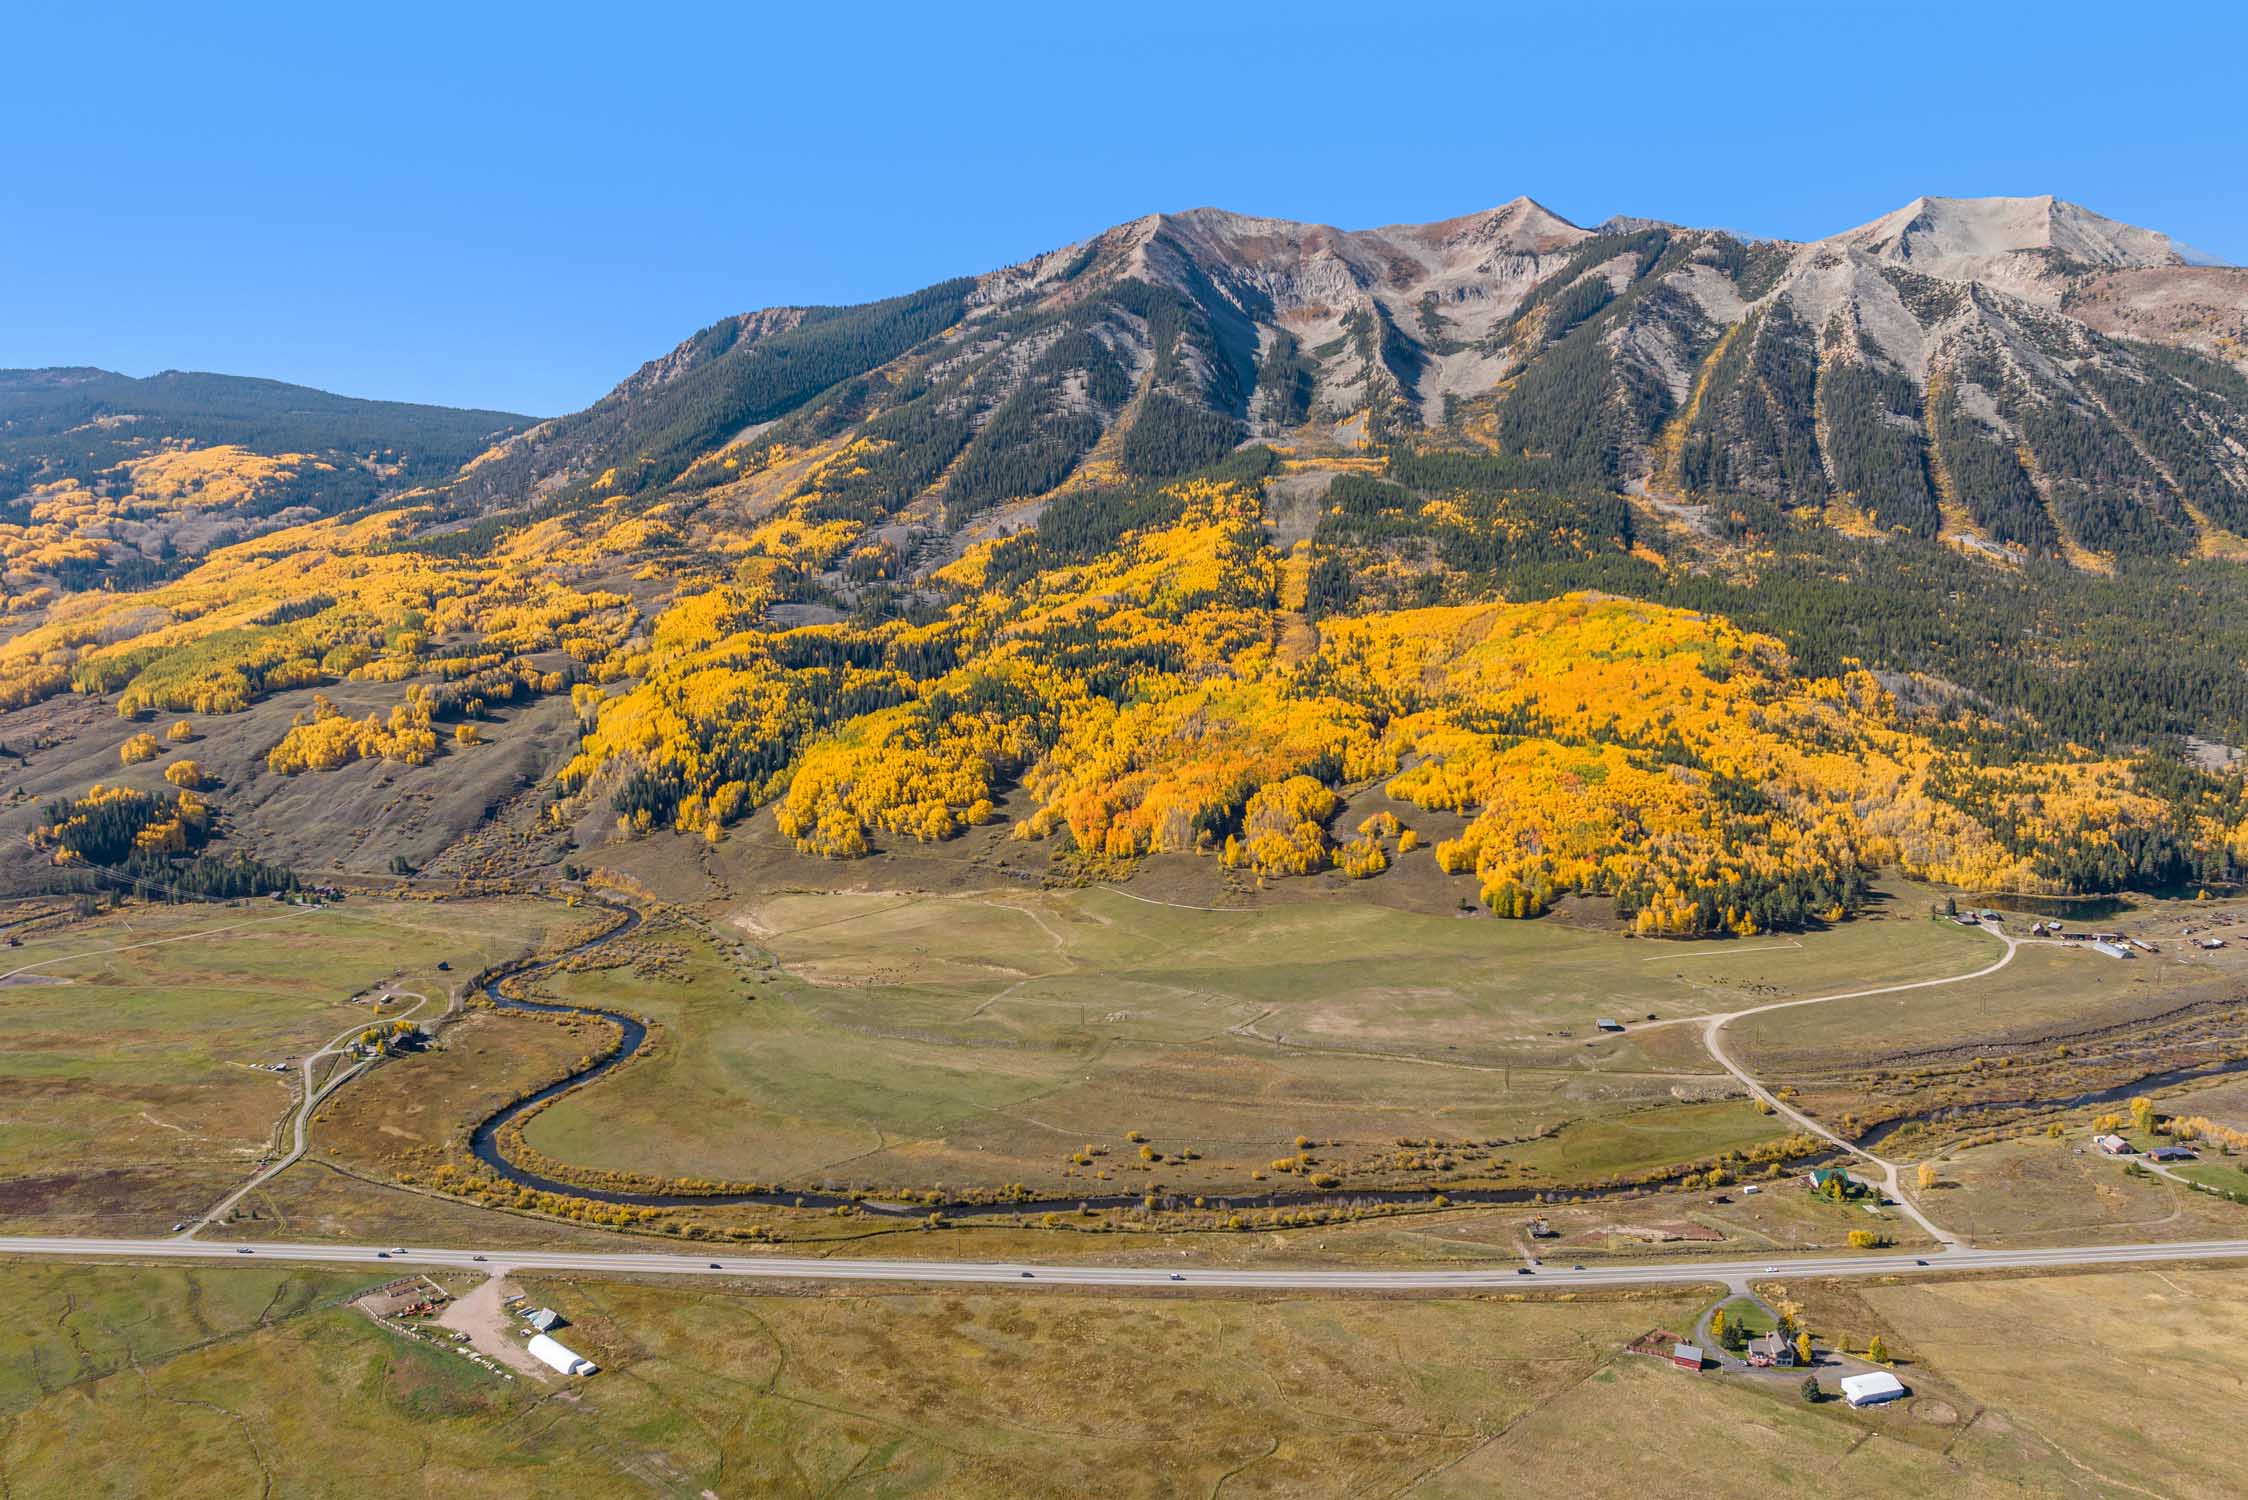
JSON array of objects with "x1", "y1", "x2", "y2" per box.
[{"x1": 1746, "y1": 1332, "x2": 1796, "y2": 1368}]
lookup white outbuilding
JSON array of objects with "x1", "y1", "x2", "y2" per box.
[
  {"x1": 1840, "y1": 1371, "x2": 1906, "y2": 1407},
  {"x1": 525, "y1": 1333, "x2": 597, "y2": 1376}
]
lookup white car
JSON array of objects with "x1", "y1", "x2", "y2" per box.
[{"x1": 388, "y1": 1246, "x2": 407, "y2": 1256}]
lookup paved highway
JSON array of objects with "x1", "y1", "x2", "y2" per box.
[{"x1": 5, "y1": 1234, "x2": 2247, "y2": 1291}]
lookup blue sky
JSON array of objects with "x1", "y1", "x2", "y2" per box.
[{"x1": 7, "y1": 1, "x2": 2242, "y2": 415}]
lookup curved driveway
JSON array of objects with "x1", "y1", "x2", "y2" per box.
[
  {"x1": 1697, "y1": 921, "x2": 2029, "y2": 1245},
  {"x1": 185, "y1": 990, "x2": 431, "y2": 1236}
]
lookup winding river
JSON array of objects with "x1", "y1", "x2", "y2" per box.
[
  {"x1": 459, "y1": 899, "x2": 1756, "y2": 1220},
  {"x1": 455, "y1": 897, "x2": 2248, "y2": 1228}
]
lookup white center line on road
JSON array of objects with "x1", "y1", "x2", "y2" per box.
[{"x1": 5, "y1": 1234, "x2": 2247, "y2": 1292}]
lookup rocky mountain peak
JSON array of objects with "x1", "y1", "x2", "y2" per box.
[{"x1": 1831, "y1": 194, "x2": 2188, "y2": 276}]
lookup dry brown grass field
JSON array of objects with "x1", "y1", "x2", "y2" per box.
[
  {"x1": 6, "y1": 1256, "x2": 2235, "y2": 1497},
  {"x1": 1857, "y1": 1267, "x2": 2248, "y2": 1500}
]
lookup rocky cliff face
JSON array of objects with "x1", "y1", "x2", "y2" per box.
[{"x1": 431, "y1": 193, "x2": 2245, "y2": 570}]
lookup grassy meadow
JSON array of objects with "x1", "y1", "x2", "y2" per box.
[
  {"x1": 0, "y1": 895, "x2": 575, "y2": 1233},
  {"x1": 3, "y1": 1256, "x2": 2228, "y2": 1498},
  {"x1": 515, "y1": 884, "x2": 1989, "y2": 1198}
]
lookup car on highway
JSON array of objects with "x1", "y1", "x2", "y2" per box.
[
  {"x1": 472, "y1": 1254, "x2": 486, "y2": 1262},
  {"x1": 1169, "y1": 1273, "x2": 1185, "y2": 1281},
  {"x1": 710, "y1": 1263, "x2": 722, "y2": 1269},
  {"x1": 1019, "y1": 1271, "x2": 1033, "y2": 1278},
  {"x1": 236, "y1": 1247, "x2": 252, "y2": 1254},
  {"x1": 1571, "y1": 1264, "x2": 1585, "y2": 1270},
  {"x1": 1915, "y1": 1258, "x2": 1929, "y2": 1266},
  {"x1": 375, "y1": 1251, "x2": 389, "y2": 1259},
  {"x1": 1515, "y1": 1266, "x2": 1534, "y2": 1275},
  {"x1": 389, "y1": 1246, "x2": 407, "y2": 1255}
]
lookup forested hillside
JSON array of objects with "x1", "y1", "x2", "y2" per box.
[
  {"x1": 0, "y1": 368, "x2": 529, "y2": 592},
  {"x1": 3, "y1": 194, "x2": 2246, "y2": 921}
]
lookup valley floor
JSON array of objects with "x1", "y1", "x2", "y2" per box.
[
  {"x1": 7, "y1": 872, "x2": 2248, "y2": 1495},
  {"x1": 3, "y1": 1254, "x2": 2241, "y2": 1498}
]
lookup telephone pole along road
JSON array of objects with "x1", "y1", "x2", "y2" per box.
[{"x1": 4, "y1": 1234, "x2": 2246, "y2": 1291}]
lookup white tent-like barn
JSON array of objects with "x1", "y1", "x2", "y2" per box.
[
  {"x1": 1840, "y1": 1371, "x2": 1906, "y2": 1407},
  {"x1": 526, "y1": 1333, "x2": 597, "y2": 1376}
]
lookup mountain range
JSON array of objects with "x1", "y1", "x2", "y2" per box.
[
  {"x1": 443, "y1": 192, "x2": 2248, "y2": 570},
  {"x1": 6, "y1": 193, "x2": 2248, "y2": 915}
]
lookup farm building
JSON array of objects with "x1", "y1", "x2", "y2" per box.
[
  {"x1": 2095, "y1": 1134, "x2": 2133, "y2": 1156},
  {"x1": 2090, "y1": 940, "x2": 2132, "y2": 959},
  {"x1": 1670, "y1": 1343, "x2": 1704, "y2": 1371},
  {"x1": 1840, "y1": 1371, "x2": 1907, "y2": 1407},
  {"x1": 1595, "y1": 1018, "x2": 1626, "y2": 1033},
  {"x1": 2199, "y1": 937, "x2": 2225, "y2": 950},
  {"x1": 2146, "y1": 1146, "x2": 2199, "y2": 1163},
  {"x1": 357, "y1": 1281, "x2": 441, "y2": 1318},
  {"x1": 1746, "y1": 1333, "x2": 1795, "y2": 1368},
  {"x1": 526, "y1": 1334, "x2": 597, "y2": 1376},
  {"x1": 526, "y1": 1307, "x2": 564, "y2": 1332}
]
